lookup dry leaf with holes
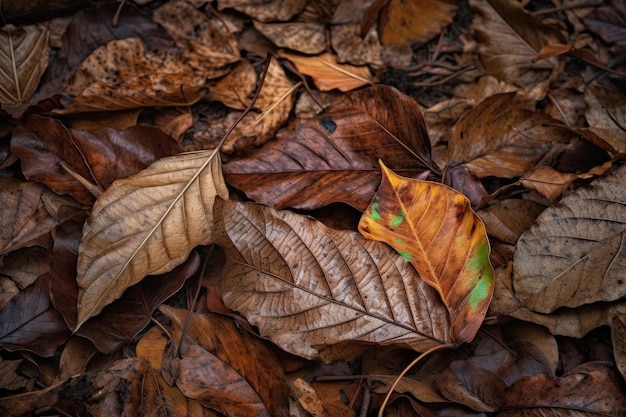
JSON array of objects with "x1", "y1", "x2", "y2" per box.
[
  {"x1": 0, "y1": 24, "x2": 49, "y2": 117},
  {"x1": 278, "y1": 51, "x2": 373, "y2": 92}
]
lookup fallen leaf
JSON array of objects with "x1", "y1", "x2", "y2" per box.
[
  {"x1": 278, "y1": 51, "x2": 373, "y2": 92},
  {"x1": 254, "y1": 21, "x2": 326, "y2": 54},
  {"x1": 513, "y1": 165, "x2": 626, "y2": 313},
  {"x1": 478, "y1": 199, "x2": 546, "y2": 245},
  {"x1": 208, "y1": 60, "x2": 257, "y2": 110},
  {"x1": 290, "y1": 378, "x2": 332, "y2": 417},
  {"x1": 0, "y1": 246, "x2": 50, "y2": 291},
  {"x1": 55, "y1": 38, "x2": 205, "y2": 114},
  {"x1": 0, "y1": 24, "x2": 49, "y2": 116},
  {"x1": 378, "y1": 0, "x2": 458, "y2": 46},
  {"x1": 76, "y1": 150, "x2": 228, "y2": 328},
  {"x1": 0, "y1": 274, "x2": 71, "y2": 357},
  {"x1": 224, "y1": 85, "x2": 438, "y2": 211},
  {"x1": 359, "y1": 162, "x2": 494, "y2": 344},
  {"x1": 330, "y1": 23, "x2": 383, "y2": 67},
  {"x1": 470, "y1": 0, "x2": 566, "y2": 87},
  {"x1": 584, "y1": 85, "x2": 626, "y2": 154},
  {"x1": 447, "y1": 92, "x2": 573, "y2": 178},
  {"x1": 11, "y1": 115, "x2": 182, "y2": 205},
  {"x1": 610, "y1": 307, "x2": 626, "y2": 380},
  {"x1": 215, "y1": 198, "x2": 452, "y2": 361},
  {"x1": 583, "y1": 2, "x2": 626, "y2": 48},
  {"x1": 518, "y1": 166, "x2": 579, "y2": 202},
  {"x1": 217, "y1": 0, "x2": 307, "y2": 22}
]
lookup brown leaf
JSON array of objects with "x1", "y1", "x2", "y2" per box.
[
  {"x1": 503, "y1": 362, "x2": 626, "y2": 414},
  {"x1": 610, "y1": 306, "x2": 626, "y2": 381},
  {"x1": 160, "y1": 306, "x2": 290, "y2": 417},
  {"x1": 470, "y1": 0, "x2": 566, "y2": 87},
  {"x1": 55, "y1": 38, "x2": 205, "y2": 114},
  {"x1": 11, "y1": 115, "x2": 182, "y2": 205},
  {"x1": 76, "y1": 150, "x2": 228, "y2": 328},
  {"x1": 513, "y1": 165, "x2": 626, "y2": 313},
  {"x1": 208, "y1": 60, "x2": 257, "y2": 110},
  {"x1": 330, "y1": 23, "x2": 383, "y2": 67},
  {"x1": 254, "y1": 21, "x2": 326, "y2": 54},
  {"x1": 448, "y1": 93, "x2": 573, "y2": 178},
  {"x1": 224, "y1": 85, "x2": 438, "y2": 211},
  {"x1": 478, "y1": 199, "x2": 546, "y2": 245},
  {"x1": 215, "y1": 199, "x2": 452, "y2": 361},
  {"x1": 584, "y1": 85, "x2": 626, "y2": 154},
  {"x1": 379, "y1": 0, "x2": 458, "y2": 46},
  {"x1": 217, "y1": 0, "x2": 307, "y2": 22},
  {"x1": 278, "y1": 51, "x2": 373, "y2": 92},
  {"x1": 0, "y1": 24, "x2": 49, "y2": 116},
  {"x1": 0, "y1": 246, "x2": 50, "y2": 292},
  {"x1": 0, "y1": 273, "x2": 70, "y2": 357}
]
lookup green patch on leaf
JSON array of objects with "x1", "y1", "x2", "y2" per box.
[{"x1": 371, "y1": 202, "x2": 382, "y2": 221}]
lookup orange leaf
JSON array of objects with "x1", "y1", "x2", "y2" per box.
[
  {"x1": 358, "y1": 161, "x2": 494, "y2": 344},
  {"x1": 379, "y1": 0, "x2": 458, "y2": 45}
]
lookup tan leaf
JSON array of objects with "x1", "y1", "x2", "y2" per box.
[
  {"x1": 76, "y1": 150, "x2": 228, "y2": 328},
  {"x1": 254, "y1": 21, "x2": 326, "y2": 54},
  {"x1": 278, "y1": 51, "x2": 372, "y2": 92},
  {"x1": 478, "y1": 199, "x2": 546, "y2": 244},
  {"x1": 215, "y1": 199, "x2": 452, "y2": 361},
  {"x1": 330, "y1": 23, "x2": 383, "y2": 67},
  {"x1": 448, "y1": 93, "x2": 574, "y2": 178},
  {"x1": 208, "y1": 60, "x2": 257, "y2": 110},
  {"x1": 584, "y1": 85, "x2": 626, "y2": 154},
  {"x1": 56, "y1": 38, "x2": 205, "y2": 114},
  {"x1": 513, "y1": 165, "x2": 626, "y2": 313},
  {"x1": 470, "y1": 0, "x2": 565, "y2": 88},
  {"x1": 0, "y1": 24, "x2": 49, "y2": 115},
  {"x1": 217, "y1": 0, "x2": 307, "y2": 22},
  {"x1": 519, "y1": 166, "x2": 579, "y2": 202},
  {"x1": 379, "y1": 0, "x2": 458, "y2": 45}
]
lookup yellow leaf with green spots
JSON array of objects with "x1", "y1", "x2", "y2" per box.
[{"x1": 358, "y1": 161, "x2": 494, "y2": 344}]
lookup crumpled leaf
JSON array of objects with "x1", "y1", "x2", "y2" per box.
[
  {"x1": 359, "y1": 162, "x2": 494, "y2": 344},
  {"x1": 513, "y1": 165, "x2": 626, "y2": 313},
  {"x1": 224, "y1": 85, "x2": 439, "y2": 211},
  {"x1": 0, "y1": 24, "x2": 49, "y2": 116},
  {"x1": 378, "y1": 0, "x2": 458, "y2": 46},
  {"x1": 447, "y1": 92, "x2": 574, "y2": 179},
  {"x1": 55, "y1": 38, "x2": 205, "y2": 114},
  {"x1": 76, "y1": 150, "x2": 228, "y2": 328},
  {"x1": 215, "y1": 198, "x2": 452, "y2": 361},
  {"x1": 470, "y1": 0, "x2": 566, "y2": 87},
  {"x1": 11, "y1": 115, "x2": 182, "y2": 205},
  {"x1": 278, "y1": 51, "x2": 372, "y2": 92}
]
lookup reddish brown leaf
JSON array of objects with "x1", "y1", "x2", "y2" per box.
[
  {"x1": 0, "y1": 273, "x2": 70, "y2": 357},
  {"x1": 11, "y1": 115, "x2": 182, "y2": 205},
  {"x1": 224, "y1": 85, "x2": 439, "y2": 211}
]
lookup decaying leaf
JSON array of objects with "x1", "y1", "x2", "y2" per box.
[
  {"x1": 56, "y1": 38, "x2": 205, "y2": 114},
  {"x1": 0, "y1": 24, "x2": 49, "y2": 116},
  {"x1": 76, "y1": 150, "x2": 228, "y2": 328},
  {"x1": 378, "y1": 0, "x2": 459, "y2": 46},
  {"x1": 215, "y1": 198, "x2": 452, "y2": 361},
  {"x1": 584, "y1": 85, "x2": 626, "y2": 154},
  {"x1": 513, "y1": 165, "x2": 626, "y2": 313},
  {"x1": 224, "y1": 85, "x2": 438, "y2": 211},
  {"x1": 278, "y1": 51, "x2": 373, "y2": 92},
  {"x1": 359, "y1": 162, "x2": 494, "y2": 344},
  {"x1": 470, "y1": 0, "x2": 565, "y2": 87}
]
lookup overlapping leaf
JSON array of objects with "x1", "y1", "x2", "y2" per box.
[
  {"x1": 224, "y1": 85, "x2": 439, "y2": 211},
  {"x1": 513, "y1": 165, "x2": 626, "y2": 313},
  {"x1": 358, "y1": 162, "x2": 494, "y2": 344},
  {"x1": 215, "y1": 198, "x2": 452, "y2": 361},
  {"x1": 76, "y1": 150, "x2": 228, "y2": 328}
]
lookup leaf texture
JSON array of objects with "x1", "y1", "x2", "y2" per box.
[
  {"x1": 513, "y1": 165, "x2": 626, "y2": 313},
  {"x1": 215, "y1": 198, "x2": 452, "y2": 361},
  {"x1": 76, "y1": 151, "x2": 228, "y2": 328},
  {"x1": 359, "y1": 162, "x2": 494, "y2": 344},
  {"x1": 224, "y1": 85, "x2": 438, "y2": 211}
]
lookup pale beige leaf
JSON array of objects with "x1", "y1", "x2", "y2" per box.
[
  {"x1": 513, "y1": 165, "x2": 626, "y2": 313},
  {"x1": 76, "y1": 150, "x2": 228, "y2": 328},
  {"x1": 277, "y1": 51, "x2": 372, "y2": 92},
  {"x1": 254, "y1": 21, "x2": 326, "y2": 54},
  {"x1": 585, "y1": 85, "x2": 626, "y2": 154},
  {"x1": 470, "y1": 0, "x2": 565, "y2": 88},
  {"x1": 0, "y1": 24, "x2": 49, "y2": 115},
  {"x1": 56, "y1": 38, "x2": 205, "y2": 114},
  {"x1": 215, "y1": 199, "x2": 452, "y2": 361}
]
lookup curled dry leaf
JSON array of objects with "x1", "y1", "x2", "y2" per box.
[
  {"x1": 447, "y1": 92, "x2": 574, "y2": 179},
  {"x1": 470, "y1": 0, "x2": 565, "y2": 88},
  {"x1": 76, "y1": 150, "x2": 228, "y2": 328},
  {"x1": 278, "y1": 51, "x2": 372, "y2": 92},
  {"x1": 0, "y1": 24, "x2": 49, "y2": 116},
  {"x1": 359, "y1": 162, "x2": 494, "y2": 344},
  {"x1": 55, "y1": 38, "x2": 205, "y2": 114},
  {"x1": 224, "y1": 85, "x2": 438, "y2": 211},
  {"x1": 215, "y1": 198, "x2": 452, "y2": 361},
  {"x1": 378, "y1": 0, "x2": 458, "y2": 46},
  {"x1": 513, "y1": 165, "x2": 626, "y2": 314}
]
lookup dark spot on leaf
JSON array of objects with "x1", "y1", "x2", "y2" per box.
[{"x1": 320, "y1": 117, "x2": 337, "y2": 134}]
